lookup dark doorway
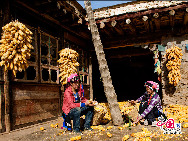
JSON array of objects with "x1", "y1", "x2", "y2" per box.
[{"x1": 92, "y1": 47, "x2": 160, "y2": 103}]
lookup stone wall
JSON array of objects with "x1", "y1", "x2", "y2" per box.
[{"x1": 161, "y1": 35, "x2": 188, "y2": 106}]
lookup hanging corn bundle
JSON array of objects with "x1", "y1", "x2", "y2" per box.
[
  {"x1": 0, "y1": 20, "x2": 33, "y2": 76},
  {"x1": 57, "y1": 48, "x2": 79, "y2": 85},
  {"x1": 165, "y1": 46, "x2": 183, "y2": 86}
]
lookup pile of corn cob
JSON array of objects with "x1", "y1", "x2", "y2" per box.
[
  {"x1": 165, "y1": 46, "x2": 183, "y2": 86},
  {"x1": 94, "y1": 102, "x2": 140, "y2": 123},
  {"x1": 95, "y1": 102, "x2": 188, "y2": 126},
  {"x1": 57, "y1": 48, "x2": 79, "y2": 85},
  {"x1": 163, "y1": 104, "x2": 188, "y2": 123},
  {"x1": 0, "y1": 20, "x2": 33, "y2": 76}
]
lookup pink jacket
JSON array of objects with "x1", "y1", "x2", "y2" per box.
[{"x1": 62, "y1": 85, "x2": 87, "y2": 115}]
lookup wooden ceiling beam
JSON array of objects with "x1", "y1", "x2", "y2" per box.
[
  {"x1": 102, "y1": 28, "x2": 181, "y2": 49},
  {"x1": 183, "y1": 12, "x2": 188, "y2": 25},
  {"x1": 169, "y1": 15, "x2": 175, "y2": 27},
  {"x1": 150, "y1": 20, "x2": 154, "y2": 32},
  {"x1": 143, "y1": 20, "x2": 150, "y2": 33},
  {"x1": 153, "y1": 18, "x2": 160, "y2": 31},
  {"x1": 16, "y1": 0, "x2": 90, "y2": 40},
  {"x1": 105, "y1": 22, "x2": 124, "y2": 36},
  {"x1": 127, "y1": 23, "x2": 136, "y2": 34},
  {"x1": 113, "y1": 24, "x2": 124, "y2": 36},
  {"x1": 103, "y1": 28, "x2": 112, "y2": 37},
  {"x1": 58, "y1": 1, "x2": 82, "y2": 21},
  {"x1": 103, "y1": 36, "x2": 160, "y2": 50},
  {"x1": 108, "y1": 52, "x2": 153, "y2": 59}
]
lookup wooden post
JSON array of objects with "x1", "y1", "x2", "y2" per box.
[
  {"x1": 89, "y1": 55, "x2": 93, "y2": 100},
  {"x1": 2, "y1": 0, "x2": 12, "y2": 132},
  {"x1": 0, "y1": 1, "x2": 5, "y2": 133},
  {"x1": 4, "y1": 71, "x2": 10, "y2": 132}
]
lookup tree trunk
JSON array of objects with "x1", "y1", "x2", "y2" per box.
[
  {"x1": 89, "y1": 55, "x2": 93, "y2": 100},
  {"x1": 84, "y1": 0, "x2": 124, "y2": 125}
]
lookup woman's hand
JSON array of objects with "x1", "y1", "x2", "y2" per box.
[
  {"x1": 131, "y1": 100, "x2": 138, "y2": 105},
  {"x1": 88, "y1": 103, "x2": 95, "y2": 107},
  {"x1": 85, "y1": 100, "x2": 95, "y2": 106},
  {"x1": 85, "y1": 100, "x2": 90, "y2": 106},
  {"x1": 133, "y1": 115, "x2": 143, "y2": 124}
]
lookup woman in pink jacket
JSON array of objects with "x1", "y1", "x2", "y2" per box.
[{"x1": 62, "y1": 73, "x2": 95, "y2": 133}]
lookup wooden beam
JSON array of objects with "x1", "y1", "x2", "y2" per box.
[
  {"x1": 58, "y1": 1, "x2": 81, "y2": 21},
  {"x1": 169, "y1": 15, "x2": 175, "y2": 28},
  {"x1": 64, "y1": 32, "x2": 87, "y2": 47},
  {"x1": 143, "y1": 20, "x2": 150, "y2": 33},
  {"x1": 127, "y1": 23, "x2": 136, "y2": 34},
  {"x1": 153, "y1": 18, "x2": 160, "y2": 31},
  {"x1": 150, "y1": 20, "x2": 154, "y2": 32},
  {"x1": 184, "y1": 12, "x2": 188, "y2": 25},
  {"x1": 106, "y1": 22, "x2": 124, "y2": 36},
  {"x1": 16, "y1": 0, "x2": 90, "y2": 40},
  {"x1": 108, "y1": 52, "x2": 153, "y2": 59},
  {"x1": 102, "y1": 25, "x2": 188, "y2": 50},
  {"x1": 113, "y1": 24, "x2": 124, "y2": 36},
  {"x1": 100, "y1": 27, "x2": 112, "y2": 37},
  {"x1": 102, "y1": 29, "x2": 171, "y2": 49}
]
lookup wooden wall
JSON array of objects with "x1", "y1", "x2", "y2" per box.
[{"x1": 11, "y1": 83, "x2": 61, "y2": 129}]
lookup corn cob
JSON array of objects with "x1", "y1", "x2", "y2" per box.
[
  {"x1": 106, "y1": 132, "x2": 112, "y2": 137},
  {"x1": 131, "y1": 128, "x2": 152, "y2": 138},
  {"x1": 57, "y1": 48, "x2": 79, "y2": 85},
  {"x1": 183, "y1": 123, "x2": 188, "y2": 128},
  {"x1": 40, "y1": 127, "x2": 45, "y2": 131},
  {"x1": 163, "y1": 104, "x2": 188, "y2": 123},
  {"x1": 0, "y1": 20, "x2": 33, "y2": 76},
  {"x1": 107, "y1": 126, "x2": 113, "y2": 130},
  {"x1": 70, "y1": 135, "x2": 81, "y2": 141},
  {"x1": 122, "y1": 135, "x2": 129, "y2": 141},
  {"x1": 165, "y1": 46, "x2": 183, "y2": 86}
]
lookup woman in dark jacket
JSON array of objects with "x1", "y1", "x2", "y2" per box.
[{"x1": 132, "y1": 81, "x2": 167, "y2": 125}]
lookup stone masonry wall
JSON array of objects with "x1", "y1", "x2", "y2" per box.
[{"x1": 161, "y1": 35, "x2": 188, "y2": 106}]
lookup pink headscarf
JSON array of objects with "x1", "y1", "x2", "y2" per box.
[
  {"x1": 145, "y1": 81, "x2": 159, "y2": 92},
  {"x1": 67, "y1": 73, "x2": 78, "y2": 83}
]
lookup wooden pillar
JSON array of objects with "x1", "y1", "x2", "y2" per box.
[
  {"x1": 4, "y1": 71, "x2": 10, "y2": 132},
  {"x1": 0, "y1": 2, "x2": 6, "y2": 133},
  {"x1": 89, "y1": 54, "x2": 93, "y2": 100},
  {"x1": 2, "y1": 0, "x2": 12, "y2": 132},
  {"x1": 58, "y1": 28, "x2": 64, "y2": 115}
]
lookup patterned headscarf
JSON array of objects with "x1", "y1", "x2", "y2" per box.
[
  {"x1": 144, "y1": 81, "x2": 159, "y2": 92},
  {"x1": 67, "y1": 73, "x2": 80, "y2": 83}
]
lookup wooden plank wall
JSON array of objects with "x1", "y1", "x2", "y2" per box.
[{"x1": 11, "y1": 83, "x2": 60, "y2": 129}]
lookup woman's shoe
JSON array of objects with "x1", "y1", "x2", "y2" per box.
[
  {"x1": 73, "y1": 128, "x2": 82, "y2": 134},
  {"x1": 144, "y1": 119, "x2": 148, "y2": 126},
  {"x1": 151, "y1": 121, "x2": 158, "y2": 127},
  {"x1": 84, "y1": 127, "x2": 93, "y2": 131},
  {"x1": 73, "y1": 130, "x2": 83, "y2": 135}
]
